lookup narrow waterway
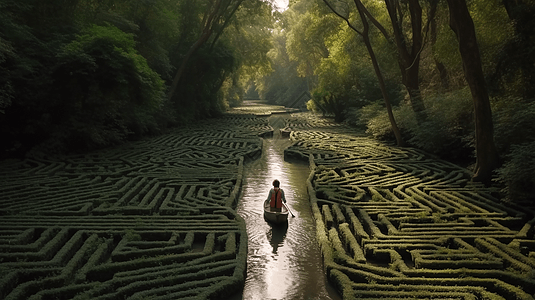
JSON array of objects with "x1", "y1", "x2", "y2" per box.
[{"x1": 232, "y1": 115, "x2": 341, "y2": 300}]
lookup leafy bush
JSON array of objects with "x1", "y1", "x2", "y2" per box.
[
  {"x1": 356, "y1": 102, "x2": 412, "y2": 142},
  {"x1": 47, "y1": 24, "x2": 166, "y2": 152},
  {"x1": 359, "y1": 88, "x2": 474, "y2": 161},
  {"x1": 361, "y1": 103, "x2": 396, "y2": 140},
  {"x1": 493, "y1": 97, "x2": 535, "y2": 202},
  {"x1": 402, "y1": 88, "x2": 474, "y2": 160},
  {"x1": 492, "y1": 97, "x2": 535, "y2": 155},
  {"x1": 311, "y1": 89, "x2": 349, "y2": 122},
  {"x1": 495, "y1": 141, "x2": 535, "y2": 203}
]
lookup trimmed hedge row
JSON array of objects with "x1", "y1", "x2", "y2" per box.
[
  {"x1": 0, "y1": 111, "x2": 269, "y2": 299},
  {"x1": 285, "y1": 113, "x2": 535, "y2": 300}
]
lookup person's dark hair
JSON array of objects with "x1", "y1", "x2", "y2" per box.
[{"x1": 272, "y1": 179, "x2": 280, "y2": 187}]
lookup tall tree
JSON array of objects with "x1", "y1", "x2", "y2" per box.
[
  {"x1": 491, "y1": 0, "x2": 535, "y2": 98},
  {"x1": 168, "y1": 0, "x2": 245, "y2": 102},
  {"x1": 383, "y1": 0, "x2": 437, "y2": 123},
  {"x1": 322, "y1": 0, "x2": 404, "y2": 146},
  {"x1": 446, "y1": 0, "x2": 499, "y2": 184},
  {"x1": 320, "y1": 0, "x2": 435, "y2": 124}
]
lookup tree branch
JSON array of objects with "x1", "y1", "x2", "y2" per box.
[{"x1": 321, "y1": 0, "x2": 363, "y2": 35}]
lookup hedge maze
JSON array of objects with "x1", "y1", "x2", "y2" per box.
[
  {"x1": 4, "y1": 107, "x2": 535, "y2": 300},
  {"x1": 0, "y1": 113, "x2": 273, "y2": 300},
  {"x1": 285, "y1": 113, "x2": 535, "y2": 299}
]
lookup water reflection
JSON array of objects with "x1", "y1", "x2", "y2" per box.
[
  {"x1": 232, "y1": 115, "x2": 341, "y2": 300},
  {"x1": 267, "y1": 222, "x2": 288, "y2": 254}
]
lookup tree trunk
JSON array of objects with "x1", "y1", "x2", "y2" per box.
[
  {"x1": 322, "y1": 0, "x2": 404, "y2": 146},
  {"x1": 355, "y1": 0, "x2": 404, "y2": 146},
  {"x1": 430, "y1": 14, "x2": 449, "y2": 90},
  {"x1": 168, "y1": 30, "x2": 213, "y2": 102},
  {"x1": 384, "y1": 0, "x2": 428, "y2": 123},
  {"x1": 446, "y1": 0, "x2": 499, "y2": 184}
]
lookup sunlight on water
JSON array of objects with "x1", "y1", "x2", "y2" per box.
[{"x1": 233, "y1": 125, "x2": 341, "y2": 300}]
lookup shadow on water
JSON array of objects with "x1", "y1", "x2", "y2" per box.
[
  {"x1": 267, "y1": 222, "x2": 288, "y2": 254},
  {"x1": 230, "y1": 115, "x2": 341, "y2": 300}
]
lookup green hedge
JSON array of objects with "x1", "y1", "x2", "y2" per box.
[
  {"x1": 338, "y1": 223, "x2": 366, "y2": 263},
  {"x1": 343, "y1": 206, "x2": 369, "y2": 243}
]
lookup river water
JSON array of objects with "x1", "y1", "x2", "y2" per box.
[{"x1": 231, "y1": 115, "x2": 341, "y2": 300}]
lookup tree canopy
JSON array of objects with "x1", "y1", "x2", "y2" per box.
[
  {"x1": 0, "y1": 0, "x2": 275, "y2": 156},
  {"x1": 260, "y1": 0, "x2": 535, "y2": 200}
]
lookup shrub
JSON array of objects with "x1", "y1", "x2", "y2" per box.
[
  {"x1": 360, "y1": 88, "x2": 474, "y2": 161},
  {"x1": 404, "y1": 88, "x2": 474, "y2": 160},
  {"x1": 358, "y1": 101, "x2": 394, "y2": 140},
  {"x1": 45, "y1": 24, "x2": 166, "y2": 153},
  {"x1": 495, "y1": 141, "x2": 535, "y2": 203},
  {"x1": 492, "y1": 97, "x2": 535, "y2": 155},
  {"x1": 492, "y1": 97, "x2": 535, "y2": 203}
]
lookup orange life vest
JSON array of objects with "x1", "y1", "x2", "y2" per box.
[{"x1": 270, "y1": 188, "x2": 282, "y2": 208}]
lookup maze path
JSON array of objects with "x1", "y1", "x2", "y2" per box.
[
  {"x1": 285, "y1": 113, "x2": 535, "y2": 299},
  {"x1": 0, "y1": 113, "x2": 266, "y2": 300}
]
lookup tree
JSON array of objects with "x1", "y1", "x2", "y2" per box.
[
  {"x1": 168, "y1": 0, "x2": 245, "y2": 102},
  {"x1": 446, "y1": 0, "x2": 499, "y2": 184},
  {"x1": 490, "y1": 0, "x2": 535, "y2": 98},
  {"x1": 383, "y1": 0, "x2": 437, "y2": 123},
  {"x1": 322, "y1": 0, "x2": 404, "y2": 146},
  {"x1": 319, "y1": 0, "x2": 437, "y2": 124}
]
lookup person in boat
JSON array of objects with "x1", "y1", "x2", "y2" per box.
[{"x1": 266, "y1": 179, "x2": 286, "y2": 212}]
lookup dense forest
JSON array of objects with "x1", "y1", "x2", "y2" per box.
[
  {"x1": 1, "y1": 0, "x2": 534, "y2": 202},
  {"x1": 0, "y1": 0, "x2": 274, "y2": 156}
]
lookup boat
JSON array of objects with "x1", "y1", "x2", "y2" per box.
[{"x1": 263, "y1": 199, "x2": 289, "y2": 224}]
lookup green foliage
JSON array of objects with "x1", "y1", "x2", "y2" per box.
[
  {"x1": 255, "y1": 27, "x2": 308, "y2": 106},
  {"x1": 220, "y1": 0, "x2": 274, "y2": 107},
  {"x1": 0, "y1": 0, "x2": 69, "y2": 156},
  {"x1": 497, "y1": 141, "x2": 535, "y2": 200},
  {"x1": 173, "y1": 43, "x2": 236, "y2": 122},
  {"x1": 361, "y1": 103, "x2": 397, "y2": 141},
  {"x1": 0, "y1": 1, "x2": 31, "y2": 113},
  {"x1": 354, "y1": 101, "x2": 384, "y2": 129},
  {"x1": 311, "y1": 89, "x2": 348, "y2": 122},
  {"x1": 469, "y1": 0, "x2": 514, "y2": 74},
  {"x1": 493, "y1": 98, "x2": 535, "y2": 202},
  {"x1": 403, "y1": 88, "x2": 474, "y2": 160},
  {"x1": 360, "y1": 88, "x2": 474, "y2": 161},
  {"x1": 311, "y1": 53, "x2": 357, "y2": 121},
  {"x1": 286, "y1": 6, "x2": 338, "y2": 76},
  {"x1": 49, "y1": 24, "x2": 165, "y2": 152},
  {"x1": 493, "y1": 97, "x2": 535, "y2": 154},
  {"x1": 1, "y1": 0, "x2": 275, "y2": 157}
]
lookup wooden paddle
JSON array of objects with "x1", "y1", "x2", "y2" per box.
[{"x1": 284, "y1": 203, "x2": 295, "y2": 217}]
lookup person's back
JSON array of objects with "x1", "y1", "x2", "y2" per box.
[{"x1": 266, "y1": 179, "x2": 286, "y2": 212}]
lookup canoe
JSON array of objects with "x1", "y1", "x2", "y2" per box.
[{"x1": 263, "y1": 199, "x2": 289, "y2": 224}]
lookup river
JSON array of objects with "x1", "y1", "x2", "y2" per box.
[{"x1": 231, "y1": 114, "x2": 341, "y2": 300}]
